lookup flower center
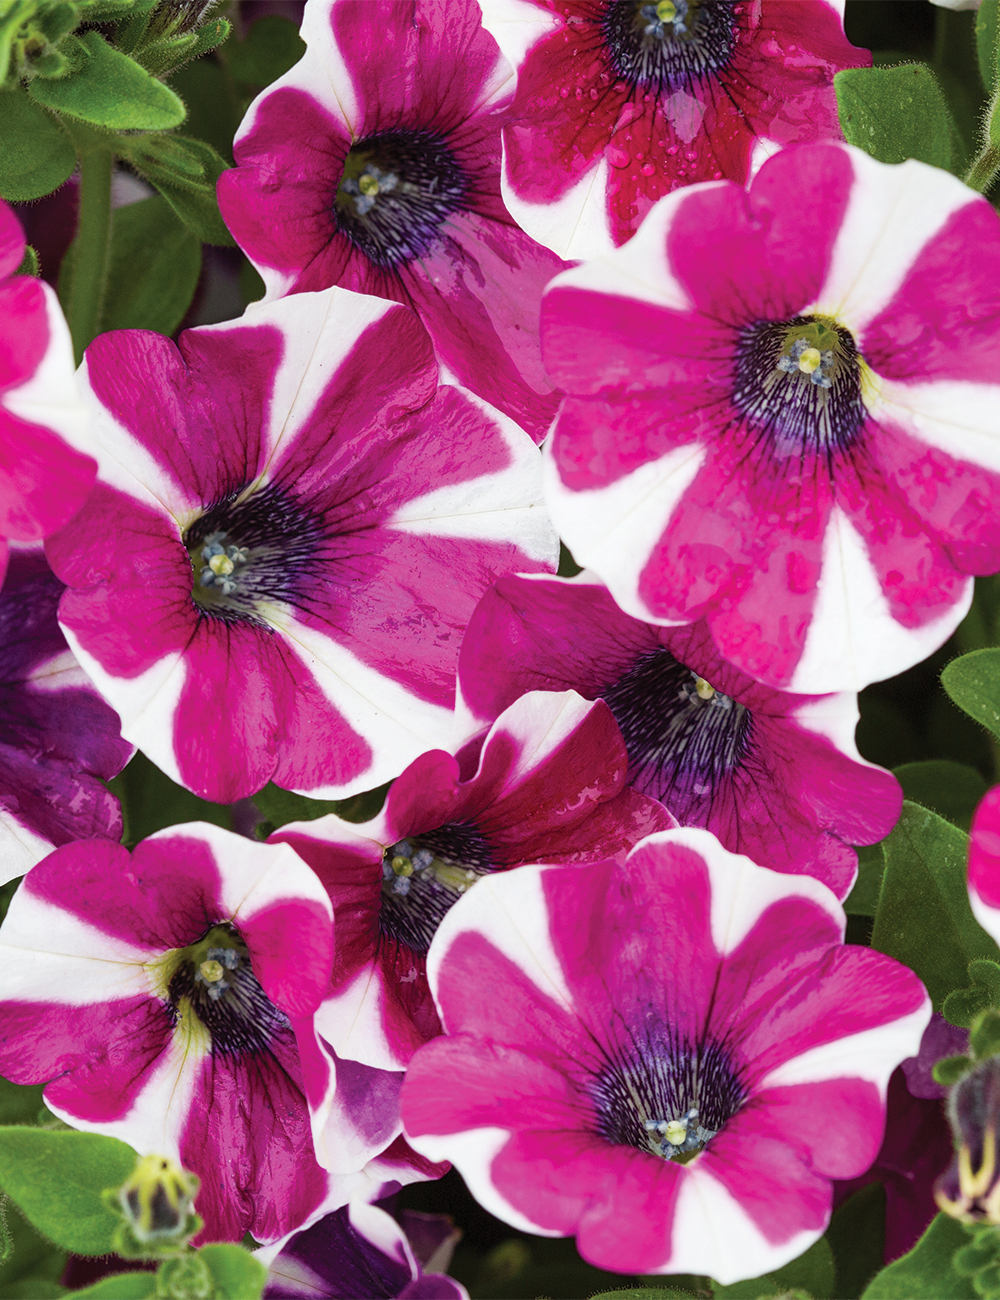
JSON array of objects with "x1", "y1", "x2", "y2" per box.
[
  {"x1": 164, "y1": 924, "x2": 289, "y2": 1057},
  {"x1": 183, "y1": 483, "x2": 326, "y2": 625},
  {"x1": 732, "y1": 315, "x2": 868, "y2": 458},
  {"x1": 334, "y1": 130, "x2": 468, "y2": 269},
  {"x1": 601, "y1": 0, "x2": 736, "y2": 94},
  {"x1": 379, "y1": 823, "x2": 492, "y2": 954},
  {"x1": 601, "y1": 647, "x2": 752, "y2": 817},
  {"x1": 589, "y1": 1024, "x2": 746, "y2": 1161}
]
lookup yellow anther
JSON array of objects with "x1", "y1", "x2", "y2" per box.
[
  {"x1": 797, "y1": 347, "x2": 823, "y2": 375},
  {"x1": 664, "y1": 1119, "x2": 688, "y2": 1146},
  {"x1": 694, "y1": 677, "x2": 715, "y2": 700},
  {"x1": 208, "y1": 553, "x2": 234, "y2": 577},
  {"x1": 391, "y1": 855, "x2": 414, "y2": 877},
  {"x1": 199, "y1": 959, "x2": 224, "y2": 983},
  {"x1": 656, "y1": 0, "x2": 678, "y2": 20},
  {"x1": 358, "y1": 173, "x2": 380, "y2": 197}
]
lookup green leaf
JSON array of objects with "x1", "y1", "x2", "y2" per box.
[
  {"x1": 102, "y1": 195, "x2": 201, "y2": 335},
  {"x1": 0, "y1": 1200, "x2": 67, "y2": 1298},
  {"x1": 14, "y1": 245, "x2": 38, "y2": 277},
  {"x1": 942, "y1": 649, "x2": 1000, "y2": 742},
  {"x1": 972, "y1": 1007, "x2": 1000, "y2": 1058},
  {"x1": 933, "y1": 1054, "x2": 973, "y2": 1086},
  {"x1": 224, "y1": 14, "x2": 304, "y2": 90},
  {"x1": 146, "y1": 173, "x2": 233, "y2": 246},
  {"x1": 0, "y1": 1128, "x2": 136, "y2": 1256},
  {"x1": 0, "y1": 1076, "x2": 46, "y2": 1127},
  {"x1": 166, "y1": 58, "x2": 239, "y2": 162},
  {"x1": 714, "y1": 1237, "x2": 834, "y2": 1299},
  {"x1": 67, "y1": 1275, "x2": 157, "y2": 1299},
  {"x1": 0, "y1": 92, "x2": 75, "y2": 201},
  {"x1": 862, "y1": 1214, "x2": 975, "y2": 1298},
  {"x1": 252, "y1": 782, "x2": 389, "y2": 832},
  {"x1": 119, "y1": 134, "x2": 233, "y2": 243},
  {"x1": 871, "y1": 802, "x2": 999, "y2": 1010},
  {"x1": 28, "y1": 31, "x2": 184, "y2": 130},
  {"x1": 846, "y1": 842, "x2": 884, "y2": 918},
  {"x1": 835, "y1": 64, "x2": 959, "y2": 171},
  {"x1": 826, "y1": 1182, "x2": 885, "y2": 1300},
  {"x1": 106, "y1": 751, "x2": 231, "y2": 847},
  {"x1": 978, "y1": 0, "x2": 1000, "y2": 91},
  {"x1": 197, "y1": 1243, "x2": 266, "y2": 1299},
  {"x1": 893, "y1": 761, "x2": 989, "y2": 831}
]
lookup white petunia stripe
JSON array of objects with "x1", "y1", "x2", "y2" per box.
[
  {"x1": 502, "y1": 150, "x2": 616, "y2": 262},
  {"x1": 789, "y1": 692, "x2": 865, "y2": 764},
  {"x1": 476, "y1": 0, "x2": 561, "y2": 70},
  {"x1": 872, "y1": 377, "x2": 1000, "y2": 474}
]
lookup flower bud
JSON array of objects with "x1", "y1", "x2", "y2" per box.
[
  {"x1": 936, "y1": 1057, "x2": 1000, "y2": 1224},
  {"x1": 118, "y1": 1155, "x2": 200, "y2": 1244}
]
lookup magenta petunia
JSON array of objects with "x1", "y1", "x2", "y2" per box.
[
  {"x1": 0, "y1": 824, "x2": 440, "y2": 1244},
  {"x1": 217, "y1": 0, "x2": 567, "y2": 442},
  {"x1": 274, "y1": 690, "x2": 672, "y2": 1073},
  {"x1": 0, "y1": 199, "x2": 95, "y2": 584},
  {"x1": 401, "y1": 829, "x2": 929, "y2": 1282},
  {"x1": 0, "y1": 547, "x2": 131, "y2": 883},
  {"x1": 45, "y1": 287, "x2": 556, "y2": 803},
  {"x1": 456, "y1": 571, "x2": 900, "y2": 899},
  {"x1": 967, "y1": 785, "x2": 1000, "y2": 944},
  {"x1": 541, "y1": 142, "x2": 1000, "y2": 693},
  {"x1": 477, "y1": 0, "x2": 868, "y2": 259}
]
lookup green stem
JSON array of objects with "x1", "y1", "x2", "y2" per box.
[{"x1": 65, "y1": 132, "x2": 114, "y2": 363}]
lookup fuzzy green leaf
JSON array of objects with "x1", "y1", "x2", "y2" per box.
[
  {"x1": 197, "y1": 1244, "x2": 266, "y2": 1299},
  {"x1": 0, "y1": 91, "x2": 75, "y2": 201},
  {"x1": 67, "y1": 1274, "x2": 157, "y2": 1298},
  {"x1": 0, "y1": 1128, "x2": 136, "y2": 1256},
  {"x1": 978, "y1": 0, "x2": 1000, "y2": 91},
  {"x1": 102, "y1": 194, "x2": 201, "y2": 335},
  {"x1": 252, "y1": 782, "x2": 390, "y2": 832},
  {"x1": 28, "y1": 30, "x2": 184, "y2": 130},
  {"x1": 862, "y1": 1214, "x2": 975, "y2": 1298},
  {"x1": 894, "y1": 761, "x2": 989, "y2": 832},
  {"x1": 942, "y1": 649, "x2": 1000, "y2": 742},
  {"x1": 835, "y1": 64, "x2": 959, "y2": 171},
  {"x1": 845, "y1": 841, "x2": 885, "y2": 917}
]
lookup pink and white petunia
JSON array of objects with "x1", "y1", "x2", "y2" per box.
[
  {"x1": 401, "y1": 828, "x2": 930, "y2": 1282},
  {"x1": 477, "y1": 0, "x2": 868, "y2": 260},
  {"x1": 0, "y1": 547, "x2": 131, "y2": 884},
  {"x1": 966, "y1": 786, "x2": 1000, "y2": 946},
  {"x1": 456, "y1": 571, "x2": 900, "y2": 899},
  {"x1": 0, "y1": 198, "x2": 95, "y2": 584},
  {"x1": 273, "y1": 689, "x2": 672, "y2": 1073},
  {"x1": 45, "y1": 287, "x2": 556, "y2": 804},
  {"x1": 218, "y1": 0, "x2": 567, "y2": 442},
  {"x1": 541, "y1": 143, "x2": 1000, "y2": 693},
  {"x1": 0, "y1": 823, "x2": 442, "y2": 1244}
]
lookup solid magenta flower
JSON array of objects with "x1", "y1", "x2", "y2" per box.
[
  {"x1": 541, "y1": 143, "x2": 1000, "y2": 693},
  {"x1": 218, "y1": 0, "x2": 567, "y2": 441},
  {"x1": 477, "y1": 0, "x2": 868, "y2": 258},
  {"x1": 457, "y1": 571, "x2": 901, "y2": 899},
  {"x1": 402, "y1": 829, "x2": 929, "y2": 1281}
]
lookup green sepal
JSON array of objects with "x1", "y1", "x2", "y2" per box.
[
  {"x1": 127, "y1": 132, "x2": 233, "y2": 245},
  {"x1": 28, "y1": 30, "x2": 185, "y2": 130},
  {"x1": 972, "y1": 1005, "x2": 1000, "y2": 1059},
  {"x1": 137, "y1": 17, "x2": 230, "y2": 78},
  {"x1": 954, "y1": 1226, "x2": 1000, "y2": 1278},
  {"x1": 0, "y1": 90, "x2": 75, "y2": 200},
  {"x1": 14, "y1": 243, "x2": 38, "y2": 276},
  {"x1": 944, "y1": 958, "x2": 1000, "y2": 1030},
  {"x1": 252, "y1": 781, "x2": 391, "y2": 832},
  {"x1": 933, "y1": 1054, "x2": 974, "y2": 1086},
  {"x1": 943, "y1": 649, "x2": 1000, "y2": 742},
  {"x1": 835, "y1": 63, "x2": 961, "y2": 172},
  {"x1": 871, "y1": 803, "x2": 999, "y2": 1011},
  {"x1": 976, "y1": 1264, "x2": 1000, "y2": 1299},
  {"x1": 0, "y1": 1127, "x2": 137, "y2": 1256},
  {"x1": 37, "y1": 2, "x2": 78, "y2": 43},
  {"x1": 861, "y1": 1214, "x2": 977, "y2": 1298},
  {"x1": 223, "y1": 14, "x2": 304, "y2": 92},
  {"x1": 196, "y1": 1244, "x2": 266, "y2": 1299},
  {"x1": 77, "y1": 0, "x2": 156, "y2": 19},
  {"x1": 978, "y1": 0, "x2": 1000, "y2": 92}
]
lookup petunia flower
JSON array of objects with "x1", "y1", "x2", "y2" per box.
[
  {"x1": 0, "y1": 198, "x2": 95, "y2": 583},
  {"x1": 273, "y1": 690, "x2": 672, "y2": 1072},
  {"x1": 966, "y1": 785, "x2": 1000, "y2": 946},
  {"x1": 476, "y1": 0, "x2": 869, "y2": 259},
  {"x1": 0, "y1": 547, "x2": 131, "y2": 884},
  {"x1": 401, "y1": 828, "x2": 930, "y2": 1282},
  {"x1": 260, "y1": 1198, "x2": 468, "y2": 1299},
  {"x1": 217, "y1": 0, "x2": 567, "y2": 442},
  {"x1": 45, "y1": 287, "x2": 556, "y2": 803},
  {"x1": 540, "y1": 142, "x2": 1000, "y2": 694},
  {"x1": 457, "y1": 570, "x2": 900, "y2": 898},
  {"x1": 0, "y1": 824, "x2": 439, "y2": 1244}
]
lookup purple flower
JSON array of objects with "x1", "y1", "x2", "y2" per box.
[
  {"x1": 457, "y1": 571, "x2": 901, "y2": 899},
  {"x1": 274, "y1": 690, "x2": 673, "y2": 1072},
  {"x1": 0, "y1": 199, "x2": 95, "y2": 582},
  {"x1": 477, "y1": 0, "x2": 869, "y2": 259},
  {"x1": 401, "y1": 829, "x2": 930, "y2": 1282},
  {"x1": 0, "y1": 547, "x2": 131, "y2": 882},
  {"x1": 45, "y1": 288, "x2": 556, "y2": 803},
  {"x1": 218, "y1": 0, "x2": 567, "y2": 442},
  {"x1": 261, "y1": 1199, "x2": 467, "y2": 1298},
  {"x1": 540, "y1": 142, "x2": 1000, "y2": 693},
  {"x1": 0, "y1": 825, "x2": 436, "y2": 1244}
]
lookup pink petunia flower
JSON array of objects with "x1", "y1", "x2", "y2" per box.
[
  {"x1": 456, "y1": 571, "x2": 900, "y2": 899},
  {"x1": 0, "y1": 199, "x2": 95, "y2": 584},
  {"x1": 273, "y1": 690, "x2": 672, "y2": 1072},
  {"x1": 217, "y1": 0, "x2": 567, "y2": 442},
  {"x1": 401, "y1": 829, "x2": 930, "y2": 1282},
  {"x1": 541, "y1": 142, "x2": 1000, "y2": 694},
  {"x1": 45, "y1": 288, "x2": 556, "y2": 803},
  {"x1": 477, "y1": 0, "x2": 868, "y2": 259},
  {"x1": 967, "y1": 785, "x2": 1000, "y2": 944},
  {"x1": 0, "y1": 546, "x2": 131, "y2": 883},
  {"x1": 0, "y1": 824, "x2": 441, "y2": 1244}
]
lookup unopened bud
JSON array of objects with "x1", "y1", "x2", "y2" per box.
[
  {"x1": 118, "y1": 1155, "x2": 200, "y2": 1244},
  {"x1": 936, "y1": 1057, "x2": 1000, "y2": 1224}
]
